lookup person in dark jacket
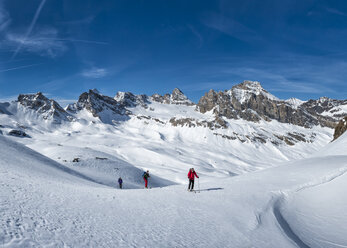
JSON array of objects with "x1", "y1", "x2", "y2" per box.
[
  {"x1": 118, "y1": 177, "x2": 123, "y2": 189},
  {"x1": 187, "y1": 168, "x2": 199, "y2": 191},
  {"x1": 143, "y1": 170, "x2": 150, "y2": 188}
]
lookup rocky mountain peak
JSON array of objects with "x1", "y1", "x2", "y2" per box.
[
  {"x1": 151, "y1": 88, "x2": 194, "y2": 106},
  {"x1": 17, "y1": 92, "x2": 71, "y2": 123},
  {"x1": 90, "y1": 88, "x2": 100, "y2": 94},
  {"x1": 230, "y1": 80, "x2": 279, "y2": 103},
  {"x1": 233, "y1": 80, "x2": 262, "y2": 91},
  {"x1": 318, "y1": 96, "x2": 331, "y2": 103},
  {"x1": 114, "y1": 91, "x2": 149, "y2": 108},
  {"x1": 66, "y1": 89, "x2": 130, "y2": 123},
  {"x1": 18, "y1": 92, "x2": 46, "y2": 102},
  {"x1": 285, "y1": 98, "x2": 305, "y2": 109},
  {"x1": 171, "y1": 88, "x2": 193, "y2": 105}
]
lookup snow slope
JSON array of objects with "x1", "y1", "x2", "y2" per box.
[
  {"x1": 0, "y1": 97, "x2": 333, "y2": 182},
  {"x1": 1, "y1": 126, "x2": 347, "y2": 247}
]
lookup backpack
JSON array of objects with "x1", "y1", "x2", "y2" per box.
[{"x1": 143, "y1": 172, "x2": 149, "y2": 179}]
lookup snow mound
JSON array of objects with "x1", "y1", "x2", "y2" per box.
[{"x1": 0, "y1": 135, "x2": 99, "y2": 185}]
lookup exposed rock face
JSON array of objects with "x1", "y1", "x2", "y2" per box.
[
  {"x1": 17, "y1": 92, "x2": 72, "y2": 123},
  {"x1": 66, "y1": 89, "x2": 130, "y2": 123},
  {"x1": 8, "y1": 129, "x2": 30, "y2": 138},
  {"x1": 333, "y1": 117, "x2": 347, "y2": 141},
  {"x1": 302, "y1": 97, "x2": 347, "y2": 120},
  {"x1": 197, "y1": 81, "x2": 339, "y2": 128},
  {"x1": 114, "y1": 92, "x2": 149, "y2": 108},
  {"x1": 151, "y1": 88, "x2": 194, "y2": 106},
  {"x1": 169, "y1": 117, "x2": 227, "y2": 130}
]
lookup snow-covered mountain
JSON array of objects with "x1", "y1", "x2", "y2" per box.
[
  {"x1": 0, "y1": 81, "x2": 345, "y2": 177},
  {"x1": 196, "y1": 81, "x2": 339, "y2": 128}
]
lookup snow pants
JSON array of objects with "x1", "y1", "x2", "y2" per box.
[
  {"x1": 144, "y1": 178, "x2": 148, "y2": 188},
  {"x1": 188, "y1": 179, "x2": 194, "y2": 190}
]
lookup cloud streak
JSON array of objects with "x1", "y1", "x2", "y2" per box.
[
  {"x1": 11, "y1": 0, "x2": 47, "y2": 60},
  {"x1": 201, "y1": 12, "x2": 263, "y2": 44},
  {"x1": 6, "y1": 28, "x2": 68, "y2": 58},
  {"x1": 53, "y1": 38, "x2": 108, "y2": 45},
  {"x1": 81, "y1": 67, "x2": 108, "y2": 79},
  {"x1": 187, "y1": 24, "x2": 203, "y2": 48},
  {"x1": 0, "y1": 63, "x2": 41, "y2": 73},
  {"x1": 0, "y1": 1, "x2": 11, "y2": 32}
]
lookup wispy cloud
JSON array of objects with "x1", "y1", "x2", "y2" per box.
[
  {"x1": 0, "y1": 63, "x2": 41, "y2": 73},
  {"x1": 53, "y1": 38, "x2": 108, "y2": 45},
  {"x1": 11, "y1": 0, "x2": 47, "y2": 60},
  {"x1": 187, "y1": 24, "x2": 203, "y2": 49},
  {"x1": 201, "y1": 12, "x2": 263, "y2": 44},
  {"x1": 6, "y1": 28, "x2": 68, "y2": 58},
  {"x1": 325, "y1": 7, "x2": 347, "y2": 17},
  {"x1": 0, "y1": 2, "x2": 10, "y2": 32},
  {"x1": 81, "y1": 67, "x2": 108, "y2": 79},
  {"x1": 37, "y1": 74, "x2": 78, "y2": 92}
]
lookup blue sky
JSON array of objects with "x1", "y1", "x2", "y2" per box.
[{"x1": 0, "y1": 0, "x2": 347, "y2": 103}]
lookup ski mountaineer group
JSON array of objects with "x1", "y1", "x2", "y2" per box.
[{"x1": 117, "y1": 168, "x2": 199, "y2": 190}]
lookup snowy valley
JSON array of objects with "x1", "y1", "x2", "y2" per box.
[{"x1": 1, "y1": 81, "x2": 347, "y2": 247}]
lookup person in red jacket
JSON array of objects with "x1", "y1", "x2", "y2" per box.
[{"x1": 187, "y1": 168, "x2": 199, "y2": 191}]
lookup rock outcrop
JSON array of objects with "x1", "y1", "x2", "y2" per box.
[
  {"x1": 8, "y1": 129, "x2": 30, "y2": 138},
  {"x1": 302, "y1": 97, "x2": 347, "y2": 121},
  {"x1": 333, "y1": 117, "x2": 347, "y2": 141}
]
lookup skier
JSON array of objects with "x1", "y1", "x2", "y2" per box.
[
  {"x1": 187, "y1": 168, "x2": 199, "y2": 191},
  {"x1": 143, "y1": 170, "x2": 150, "y2": 188},
  {"x1": 118, "y1": 177, "x2": 123, "y2": 189}
]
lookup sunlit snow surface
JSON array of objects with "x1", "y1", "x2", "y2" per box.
[{"x1": 1, "y1": 99, "x2": 346, "y2": 247}]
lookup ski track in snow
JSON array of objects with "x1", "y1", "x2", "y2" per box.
[{"x1": 255, "y1": 165, "x2": 347, "y2": 248}]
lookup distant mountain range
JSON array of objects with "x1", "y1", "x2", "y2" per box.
[
  {"x1": 6, "y1": 81, "x2": 346, "y2": 126},
  {"x1": 1, "y1": 81, "x2": 346, "y2": 149}
]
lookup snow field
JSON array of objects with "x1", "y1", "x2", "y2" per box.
[{"x1": 1, "y1": 133, "x2": 347, "y2": 247}]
